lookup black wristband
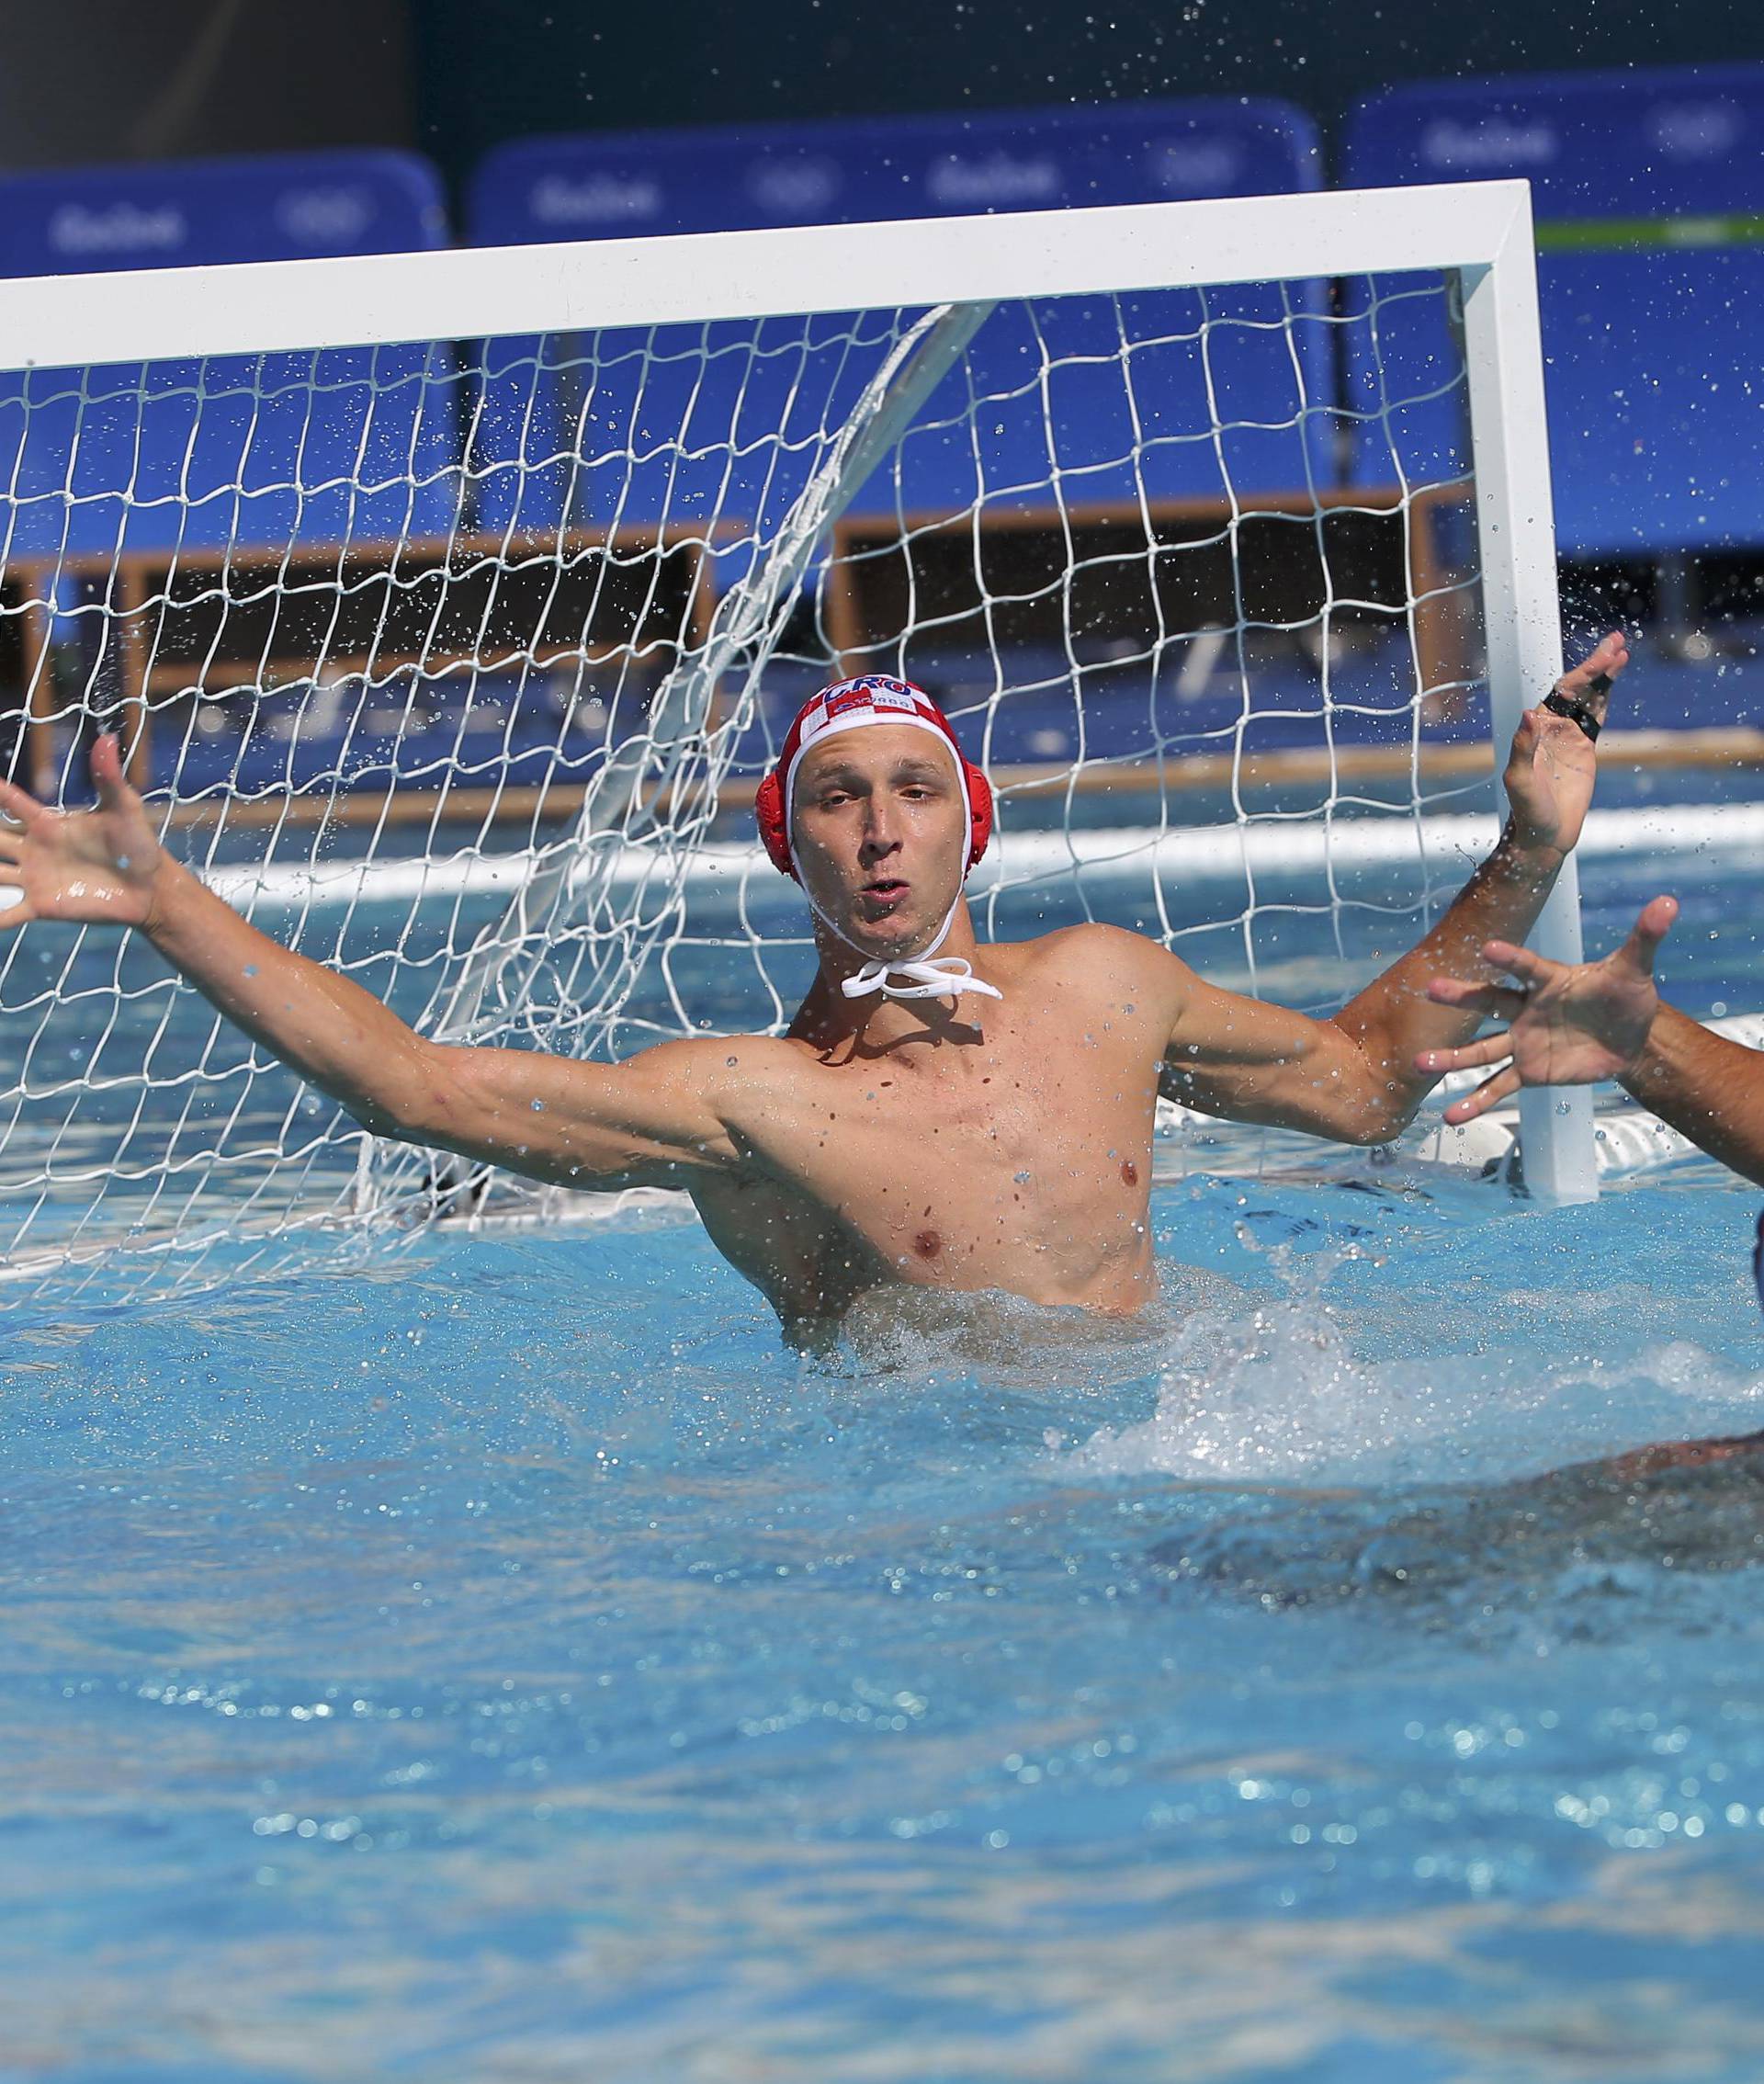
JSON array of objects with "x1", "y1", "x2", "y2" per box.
[{"x1": 1541, "y1": 690, "x2": 1601, "y2": 742}]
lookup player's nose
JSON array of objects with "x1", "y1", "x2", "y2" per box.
[{"x1": 858, "y1": 798, "x2": 902, "y2": 857}]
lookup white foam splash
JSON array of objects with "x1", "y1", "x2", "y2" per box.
[{"x1": 1056, "y1": 1234, "x2": 1764, "y2": 1489}]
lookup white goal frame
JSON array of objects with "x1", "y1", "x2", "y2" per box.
[{"x1": 0, "y1": 176, "x2": 1596, "y2": 1206}]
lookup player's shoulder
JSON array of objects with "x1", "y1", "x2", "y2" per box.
[
  {"x1": 1011, "y1": 920, "x2": 1194, "y2": 984},
  {"x1": 990, "y1": 922, "x2": 1193, "y2": 1025},
  {"x1": 613, "y1": 1029, "x2": 797, "y2": 1091}
]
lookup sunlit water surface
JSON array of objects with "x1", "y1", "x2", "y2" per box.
[
  {"x1": 4, "y1": 1157, "x2": 1764, "y2": 2083},
  {"x1": 2, "y1": 799, "x2": 1762, "y2": 2078}
]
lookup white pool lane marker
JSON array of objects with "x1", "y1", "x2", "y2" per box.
[{"x1": 74, "y1": 796, "x2": 1760, "y2": 916}]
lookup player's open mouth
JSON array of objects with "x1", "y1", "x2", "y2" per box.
[{"x1": 859, "y1": 878, "x2": 910, "y2": 912}]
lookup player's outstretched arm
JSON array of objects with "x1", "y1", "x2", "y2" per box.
[
  {"x1": 0, "y1": 737, "x2": 738, "y2": 1190},
  {"x1": 1418, "y1": 895, "x2": 1764, "y2": 1188},
  {"x1": 1324, "y1": 630, "x2": 1627, "y2": 1127},
  {"x1": 1158, "y1": 632, "x2": 1627, "y2": 1143}
]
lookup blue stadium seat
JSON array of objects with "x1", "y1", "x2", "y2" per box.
[
  {"x1": 1345, "y1": 65, "x2": 1764, "y2": 558},
  {"x1": 0, "y1": 152, "x2": 458, "y2": 561},
  {"x1": 466, "y1": 101, "x2": 1332, "y2": 538}
]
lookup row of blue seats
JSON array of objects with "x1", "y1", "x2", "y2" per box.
[
  {"x1": 3, "y1": 64, "x2": 1761, "y2": 568},
  {"x1": 128, "y1": 621, "x2": 1750, "y2": 796}
]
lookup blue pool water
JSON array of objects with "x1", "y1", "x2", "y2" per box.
[
  {"x1": 3, "y1": 817, "x2": 1764, "y2": 2079},
  {"x1": 4, "y1": 1166, "x2": 1764, "y2": 2081}
]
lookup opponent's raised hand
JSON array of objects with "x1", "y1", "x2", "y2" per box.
[
  {"x1": 0, "y1": 734, "x2": 166, "y2": 934},
  {"x1": 1414, "y1": 894, "x2": 1676, "y2": 1123},
  {"x1": 1502, "y1": 629, "x2": 1627, "y2": 858}
]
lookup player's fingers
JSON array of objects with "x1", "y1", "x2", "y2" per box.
[
  {"x1": 0, "y1": 898, "x2": 33, "y2": 933},
  {"x1": 1560, "y1": 629, "x2": 1628, "y2": 716},
  {"x1": 91, "y1": 732, "x2": 129, "y2": 810},
  {"x1": 1480, "y1": 937, "x2": 1555, "y2": 988},
  {"x1": 0, "y1": 776, "x2": 42, "y2": 826},
  {"x1": 0, "y1": 828, "x2": 22, "y2": 862},
  {"x1": 1623, "y1": 894, "x2": 1678, "y2": 975},
  {"x1": 1425, "y1": 975, "x2": 1486, "y2": 1009},
  {"x1": 1425, "y1": 977, "x2": 1528, "y2": 1021},
  {"x1": 1442, "y1": 1063, "x2": 1521, "y2": 1126},
  {"x1": 1415, "y1": 1029, "x2": 1514, "y2": 1075},
  {"x1": 1560, "y1": 630, "x2": 1621, "y2": 681}
]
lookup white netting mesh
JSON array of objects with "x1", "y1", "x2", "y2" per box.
[{"x1": 0, "y1": 266, "x2": 1489, "y2": 1299}]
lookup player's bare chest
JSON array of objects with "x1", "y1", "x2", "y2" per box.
[
  {"x1": 707, "y1": 1015, "x2": 1159, "y2": 1324},
  {"x1": 752, "y1": 1019, "x2": 1147, "y2": 1173}
]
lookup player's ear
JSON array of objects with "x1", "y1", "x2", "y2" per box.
[
  {"x1": 965, "y1": 761, "x2": 993, "y2": 868},
  {"x1": 754, "y1": 771, "x2": 799, "y2": 880}
]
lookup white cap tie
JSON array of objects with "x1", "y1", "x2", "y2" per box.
[
  {"x1": 816, "y1": 892, "x2": 1002, "y2": 1007},
  {"x1": 841, "y1": 954, "x2": 1003, "y2": 1003}
]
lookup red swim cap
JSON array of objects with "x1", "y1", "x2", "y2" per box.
[{"x1": 753, "y1": 675, "x2": 993, "y2": 881}]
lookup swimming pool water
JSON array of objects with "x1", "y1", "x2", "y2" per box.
[
  {"x1": 4, "y1": 1144, "x2": 1764, "y2": 2081},
  {"x1": 3, "y1": 771, "x2": 1763, "y2": 2080}
]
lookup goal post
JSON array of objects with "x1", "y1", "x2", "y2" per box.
[
  {"x1": 1457, "y1": 236, "x2": 1593, "y2": 1203},
  {"x1": 0, "y1": 176, "x2": 1595, "y2": 1301}
]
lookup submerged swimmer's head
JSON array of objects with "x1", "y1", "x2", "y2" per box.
[{"x1": 756, "y1": 677, "x2": 993, "y2": 968}]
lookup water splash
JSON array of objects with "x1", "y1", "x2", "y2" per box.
[{"x1": 1057, "y1": 1221, "x2": 1764, "y2": 1490}]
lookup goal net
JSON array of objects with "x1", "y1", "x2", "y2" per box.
[{"x1": 0, "y1": 183, "x2": 1592, "y2": 1302}]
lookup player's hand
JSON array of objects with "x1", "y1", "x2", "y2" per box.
[
  {"x1": 1502, "y1": 629, "x2": 1627, "y2": 859},
  {"x1": 1413, "y1": 894, "x2": 1675, "y2": 1123},
  {"x1": 0, "y1": 734, "x2": 166, "y2": 934}
]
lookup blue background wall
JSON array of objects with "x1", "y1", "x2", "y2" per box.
[
  {"x1": 1, "y1": 2, "x2": 1759, "y2": 204},
  {"x1": 406, "y1": 0, "x2": 1764, "y2": 201}
]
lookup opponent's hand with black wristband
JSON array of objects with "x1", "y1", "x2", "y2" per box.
[{"x1": 1501, "y1": 629, "x2": 1627, "y2": 860}]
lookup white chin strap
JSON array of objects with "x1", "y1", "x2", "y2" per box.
[
  {"x1": 842, "y1": 956, "x2": 1002, "y2": 1004},
  {"x1": 828, "y1": 897, "x2": 1003, "y2": 1005}
]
